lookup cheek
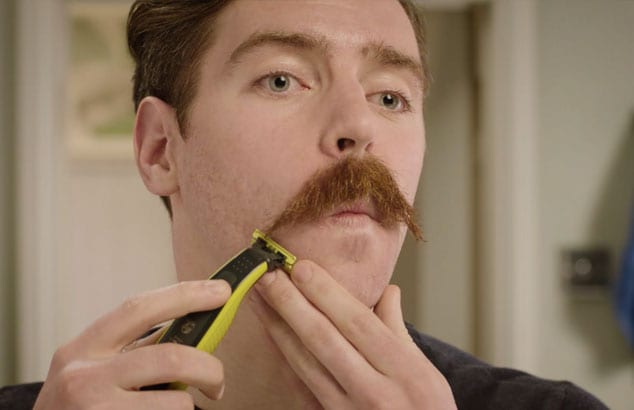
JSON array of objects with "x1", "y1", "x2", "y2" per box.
[
  {"x1": 177, "y1": 113, "x2": 316, "y2": 250},
  {"x1": 383, "y1": 131, "x2": 425, "y2": 203},
  {"x1": 178, "y1": 141, "x2": 253, "y2": 247}
]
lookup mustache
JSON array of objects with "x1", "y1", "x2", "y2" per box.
[{"x1": 264, "y1": 155, "x2": 423, "y2": 240}]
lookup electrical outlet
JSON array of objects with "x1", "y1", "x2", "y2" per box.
[{"x1": 561, "y1": 248, "x2": 611, "y2": 287}]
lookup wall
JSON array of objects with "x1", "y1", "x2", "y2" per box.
[
  {"x1": 394, "y1": 10, "x2": 476, "y2": 353},
  {"x1": 13, "y1": 0, "x2": 175, "y2": 381},
  {"x1": 536, "y1": 0, "x2": 634, "y2": 408},
  {"x1": 55, "y1": 160, "x2": 175, "y2": 345},
  {"x1": 0, "y1": 0, "x2": 16, "y2": 386},
  {"x1": 427, "y1": 1, "x2": 633, "y2": 407}
]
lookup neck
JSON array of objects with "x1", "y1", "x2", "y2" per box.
[{"x1": 192, "y1": 303, "x2": 323, "y2": 410}]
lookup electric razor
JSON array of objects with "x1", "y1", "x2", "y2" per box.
[{"x1": 144, "y1": 229, "x2": 296, "y2": 390}]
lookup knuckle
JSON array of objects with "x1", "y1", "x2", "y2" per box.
[
  {"x1": 120, "y1": 293, "x2": 145, "y2": 315},
  {"x1": 174, "y1": 280, "x2": 205, "y2": 300},
  {"x1": 175, "y1": 280, "x2": 196, "y2": 293},
  {"x1": 50, "y1": 344, "x2": 74, "y2": 369},
  {"x1": 192, "y1": 350, "x2": 225, "y2": 388},
  {"x1": 350, "y1": 311, "x2": 374, "y2": 334},
  {"x1": 57, "y1": 365, "x2": 92, "y2": 402},
  {"x1": 364, "y1": 395, "x2": 395, "y2": 410},
  {"x1": 296, "y1": 350, "x2": 320, "y2": 376},
  {"x1": 294, "y1": 259, "x2": 315, "y2": 274},
  {"x1": 197, "y1": 352, "x2": 225, "y2": 387},
  {"x1": 159, "y1": 344, "x2": 185, "y2": 372},
  {"x1": 303, "y1": 317, "x2": 332, "y2": 345},
  {"x1": 209, "y1": 358, "x2": 224, "y2": 385},
  {"x1": 271, "y1": 285, "x2": 295, "y2": 306},
  {"x1": 357, "y1": 380, "x2": 396, "y2": 410}
]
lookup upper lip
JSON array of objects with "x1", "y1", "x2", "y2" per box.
[{"x1": 329, "y1": 200, "x2": 380, "y2": 222}]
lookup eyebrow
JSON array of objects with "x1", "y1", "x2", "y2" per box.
[
  {"x1": 228, "y1": 31, "x2": 330, "y2": 65},
  {"x1": 227, "y1": 31, "x2": 425, "y2": 93},
  {"x1": 362, "y1": 42, "x2": 425, "y2": 93}
]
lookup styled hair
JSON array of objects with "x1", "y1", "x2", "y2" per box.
[{"x1": 127, "y1": 0, "x2": 428, "y2": 216}]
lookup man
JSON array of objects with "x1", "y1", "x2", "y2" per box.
[{"x1": 0, "y1": 0, "x2": 606, "y2": 409}]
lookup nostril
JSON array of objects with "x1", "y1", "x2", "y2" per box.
[{"x1": 337, "y1": 137, "x2": 355, "y2": 151}]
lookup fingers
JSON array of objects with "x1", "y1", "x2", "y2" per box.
[
  {"x1": 374, "y1": 285, "x2": 411, "y2": 340},
  {"x1": 35, "y1": 281, "x2": 231, "y2": 410},
  {"x1": 114, "y1": 343, "x2": 225, "y2": 400},
  {"x1": 254, "y1": 270, "x2": 379, "y2": 380},
  {"x1": 248, "y1": 290, "x2": 349, "y2": 409},
  {"x1": 121, "y1": 324, "x2": 166, "y2": 353},
  {"x1": 38, "y1": 342, "x2": 223, "y2": 410},
  {"x1": 77, "y1": 280, "x2": 231, "y2": 353},
  {"x1": 283, "y1": 260, "x2": 407, "y2": 373},
  {"x1": 252, "y1": 260, "x2": 457, "y2": 410}
]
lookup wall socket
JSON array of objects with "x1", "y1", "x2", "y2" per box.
[{"x1": 561, "y1": 248, "x2": 611, "y2": 287}]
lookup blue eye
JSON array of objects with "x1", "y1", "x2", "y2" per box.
[{"x1": 267, "y1": 74, "x2": 291, "y2": 92}]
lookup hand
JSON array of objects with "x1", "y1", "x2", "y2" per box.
[
  {"x1": 34, "y1": 280, "x2": 231, "y2": 410},
  {"x1": 250, "y1": 260, "x2": 457, "y2": 409}
]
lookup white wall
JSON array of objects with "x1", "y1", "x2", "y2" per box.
[
  {"x1": 15, "y1": 0, "x2": 174, "y2": 382},
  {"x1": 535, "y1": 0, "x2": 634, "y2": 408},
  {"x1": 403, "y1": 10, "x2": 475, "y2": 353},
  {"x1": 421, "y1": 1, "x2": 633, "y2": 407},
  {"x1": 55, "y1": 160, "x2": 175, "y2": 345},
  {"x1": 474, "y1": 1, "x2": 632, "y2": 407}
]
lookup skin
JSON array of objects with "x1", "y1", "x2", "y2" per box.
[
  {"x1": 171, "y1": 0, "x2": 426, "y2": 305},
  {"x1": 34, "y1": 0, "x2": 456, "y2": 408}
]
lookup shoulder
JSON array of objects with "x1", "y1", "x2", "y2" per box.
[
  {"x1": 406, "y1": 324, "x2": 608, "y2": 410},
  {"x1": 0, "y1": 382, "x2": 43, "y2": 410}
]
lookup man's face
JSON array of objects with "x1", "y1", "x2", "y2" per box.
[{"x1": 172, "y1": 0, "x2": 425, "y2": 306}]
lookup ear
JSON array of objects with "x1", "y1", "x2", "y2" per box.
[{"x1": 133, "y1": 96, "x2": 182, "y2": 197}]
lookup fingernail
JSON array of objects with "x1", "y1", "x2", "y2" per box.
[
  {"x1": 217, "y1": 383, "x2": 225, "y2": 399},
  {"x1": 206, "y1": 280, "x2": 229, "y2": 293},
  {"x1": 292, "y1": 264, "x2": 312, "y2": 283},
  {"x1": 257, "y1": 271, "x2": 276, "y2": 287}
]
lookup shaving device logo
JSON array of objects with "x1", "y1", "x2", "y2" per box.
[{"x1": 180, "y1": 320, "x2": 196, "y2": 335}]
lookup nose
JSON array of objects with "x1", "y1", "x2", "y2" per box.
[{"x1": 318, "y1": 81, "x2": 375, "y2": 158}]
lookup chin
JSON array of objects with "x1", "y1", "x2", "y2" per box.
[{"x1": 271, "y1": 218, "x2": 406, "y2": 306}]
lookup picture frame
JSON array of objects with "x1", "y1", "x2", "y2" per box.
[{"x1": 65, "y1": 1, "x2": 135, "y2": 160}]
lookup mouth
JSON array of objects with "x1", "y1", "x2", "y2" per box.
[
  {"x1": 328, "y1": 200, "x2": 380, "y2": 224},
  {"x1": 263, "y1": 156, "x2": 422, "y2": 240}
]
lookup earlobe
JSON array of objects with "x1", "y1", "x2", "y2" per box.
[{"x1": 134, "y1": 96, "x2": 181, "y2": 197}]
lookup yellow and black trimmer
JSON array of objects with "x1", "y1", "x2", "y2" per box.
[{"x1": 144, "y1": 229, "x2": 296, "y2": 390}]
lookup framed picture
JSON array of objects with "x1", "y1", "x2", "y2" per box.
[{"x1": 66, "y1": 1, "x2": 135, "y2": 160}]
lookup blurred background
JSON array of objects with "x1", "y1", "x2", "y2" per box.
[{"x1": 1, "y1": 0, "x2": 632, "y2": 408}]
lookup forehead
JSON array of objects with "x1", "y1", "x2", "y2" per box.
[{"x1": 210, "y1": 0, "x2": 420, "y2": 62}]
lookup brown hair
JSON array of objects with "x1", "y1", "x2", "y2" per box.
[
  {"x1": 265, "y1": 155, "x2": 423, "y2": 240},
  {"x1": 127, "y1": 0, "x2": 428, "y2": 216}
]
